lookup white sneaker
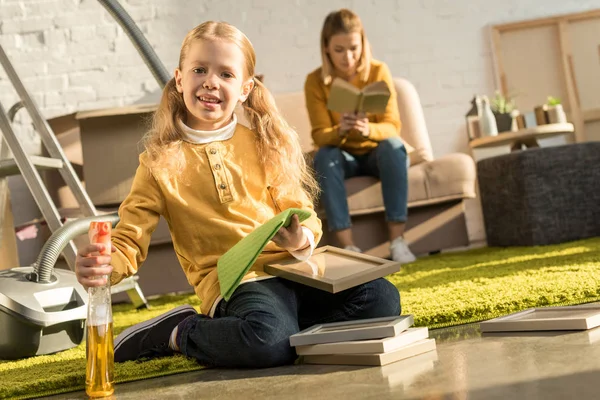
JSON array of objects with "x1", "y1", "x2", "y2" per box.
[
  {"x1": 344, "y1": 245, "x2": 362, "y2": 253},
  {"x1": 390, "y1": 237, "x2": 416, "y2": 263}
]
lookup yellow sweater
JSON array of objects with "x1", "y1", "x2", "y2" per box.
[
  {"x1": 304, "y1": 59, "x2": 402, "y2": 155},
  {"x1": 109, "y1": 124, "x2": 322, "y2": 315}
]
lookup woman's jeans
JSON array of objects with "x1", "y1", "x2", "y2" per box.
[
  {"x1": 313, "y1": 137, "x2": 409, "y2": 231},
  {"x1": 178, "y1": 277, "x2": 401, "y2": 368}
]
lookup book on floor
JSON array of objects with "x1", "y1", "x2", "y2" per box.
[{"x1": 327, "y1": 78, "x2": 391, "y2": 114}]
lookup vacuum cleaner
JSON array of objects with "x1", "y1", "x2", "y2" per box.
[
  {"x1": 0, "y1": 214, "x2": 119, "y2": 359},
  {"x1": 0, "y1": 0, "x2": 170, "y2": 359}
]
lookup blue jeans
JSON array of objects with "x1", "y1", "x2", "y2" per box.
[
  {"x1": 177, "y1": 277, "x2": 400, "y2": 368},
  {"x1": 313, "y1": 137, "x2": 409, "y2": 231}
]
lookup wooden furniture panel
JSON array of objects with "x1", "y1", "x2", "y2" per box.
[
  {"x1": 491, "y1": 9, "x2": 600, "y2": 144},
  {"x1": 498, "y1": 26, "x2": 567, "y2": 113},
  {"x1": 567, "y1": 18, "x2": 600, "y2": 111}
]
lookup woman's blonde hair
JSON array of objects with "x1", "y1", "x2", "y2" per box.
[
  {"x1": 320, "y1": 9, "x2": 372, "y2": 85},
  {"x1": 144, "y1": 21, "x2": 319, "y2": 202}
]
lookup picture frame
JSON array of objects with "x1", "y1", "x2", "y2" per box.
[
  {"x1": 264, "y1": 246, "x2": 401, "y2": 293},
  {"x1": 302, "y1": 338, "x2": 437, "y2": 366},
  {"x1": 289, "y1": 315, "x2": 414, "y2": 347},
  {"x1": 295, "y1": 327, "x2": 428, "y2": 356},
  {"x1": 480, "y1": 306, "x2": 600, "y2": 332}
]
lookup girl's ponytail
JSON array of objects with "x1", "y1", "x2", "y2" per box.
[
  {"x1": 143, "y1": 77, "x2": 187, "y2": 172},
  {"x1": 243, "y1": 79, "x2": 319, "y2": 202}
]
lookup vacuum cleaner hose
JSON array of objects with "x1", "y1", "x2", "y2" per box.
[
  {"x1": 97, "y1": 0, "x2": 170, "y2": 88},
  {"x1": 29, "y1": 213, "x2": 120, "y2": 283}
]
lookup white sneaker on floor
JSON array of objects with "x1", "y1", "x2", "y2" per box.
[
  {"x1": 344, "y1": 245, "x2": 362, "y2": 253},
  {"x1": 390, "y1": 237, "x2": 416, "y2": 264}
]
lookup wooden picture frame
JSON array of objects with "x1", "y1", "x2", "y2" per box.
[
  {"x1": 264, "y1": 246, "x2": 401, "y2": 293},
  {"x1": 480, "y1": 306, "x2": 600, "y2": 332},
  {"x1": 289, "y1": 315, "x2": 414, "y2": 347},
  {"x1": 302, "y1": 338, "x2": 437, "y2": 366},
  {"x1": 295, "y1": 327, "x2": 428, "y2": 356}
]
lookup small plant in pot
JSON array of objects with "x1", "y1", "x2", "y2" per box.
[
  {"x1": 490, "y1": 91, "x2": 516, "y2": 133},
  {"x1": 546, "y1": 96, "x2": 567, "y2": 123}
]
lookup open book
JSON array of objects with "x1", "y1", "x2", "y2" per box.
[{"x1": 327, "y1": 78, "x2": 391, "y2": 114}]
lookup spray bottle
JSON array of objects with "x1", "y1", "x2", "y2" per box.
[{"x1": 85, "y1": 221, "x2": 115, "y2": 398}]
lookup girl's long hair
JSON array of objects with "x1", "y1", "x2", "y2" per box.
[
  {"x1": 144, "y1": 21, "x2": 319, "y2": 202},
  {"x1": 320, "y1": 9, "x2": 372, "y2": 85}
]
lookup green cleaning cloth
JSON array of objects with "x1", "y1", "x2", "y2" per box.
[{"x1": 217, "y1": 208, "x2": 311, "y2": 301}]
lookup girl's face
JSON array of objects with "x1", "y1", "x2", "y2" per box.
[
  {"x1": 326, "y1": 32, "x2": 362, "y2": 78},
  {"x1": 175, "y1": 39, "x2": 254, "y2": 131}
]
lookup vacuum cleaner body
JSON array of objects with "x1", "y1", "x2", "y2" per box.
[{"x1": 0, "y1": 266, "x2": 87, "y2": 360}]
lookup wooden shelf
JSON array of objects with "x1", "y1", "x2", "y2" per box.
[{"x1": 469, "y1": 123, "x2": 574, "y2": 149}]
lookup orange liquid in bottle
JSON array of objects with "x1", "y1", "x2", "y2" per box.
[
  {"x1": 85, "y1": 323, "x2": 115, "y2": 398},
  {"x1": 86, "y1": 221, "x2": 115, "y2": 398}
]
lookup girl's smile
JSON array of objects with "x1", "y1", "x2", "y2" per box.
[
  {"x1": 175, "y1": 39, "x2": 253, "y2": 131},
  {"x1": 198, "y1": 94, "x2": 222, "y2": 110}
]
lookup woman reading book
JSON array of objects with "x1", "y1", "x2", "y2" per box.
[{"x1": 304, "y1": 8, "x2": 416, "y2": 263}]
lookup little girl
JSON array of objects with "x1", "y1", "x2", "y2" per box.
[{"x1": 76, "y1": 21, "x2": 400, "y2": 368}]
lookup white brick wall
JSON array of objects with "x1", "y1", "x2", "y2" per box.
[
  {"x1": 1, "y1": 0, "x2": 599, "y2": 242},
  {"x1": 2, "y1": 0, "x2": 599, "y2": 154}
]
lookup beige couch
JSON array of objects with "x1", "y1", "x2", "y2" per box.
[{"x1": 273, "y1": 78, "x2": 477, "y2": 257}]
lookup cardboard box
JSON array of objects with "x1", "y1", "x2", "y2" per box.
[
  {"x1": 0, "y1": 192, "x2": 19, "y2": 270},
  {"x1": 75, "y1": 104, "x2": 157, "y2": 206},
  {"x1": 44, "y1": 113, "x2": 85, "y2": 210},
  {"x1": 44, "y1": 104, "x2": 157, "y2": 208},
  {"x1": 6, "y1": 176, "x2": 47, "y2": 267}
]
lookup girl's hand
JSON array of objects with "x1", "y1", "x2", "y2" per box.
[
  {"x1": 75, "y1": 243, "x2": 116, "y2": 288},
  {"x1": 272, "y1": 214, "x2": 309, "y2": 251},
  {"x1": 340, "y1": 112, "x2": 370, "y2": 137}
]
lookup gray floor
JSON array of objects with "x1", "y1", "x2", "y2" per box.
[{"x1": 45, "y1": 315, "x2": 600, "y2": 400}]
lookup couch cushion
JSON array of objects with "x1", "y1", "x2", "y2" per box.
[
  {"x1": 393, "y1": 78, "x2": 434, "y2": 166},
  {"x1": 235, "y1": 93, "x2": 314, "y2": 154},
  {"x1": 408, "y1": 153, "x2": 477, "y2": 206},
  {"x1": 272, "y1": 92, "x2": 315, "y2": 153},
  {"x1": 324, "y1": 153, "x2": 476, "y2": 217}
]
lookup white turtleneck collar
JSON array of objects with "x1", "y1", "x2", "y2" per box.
[{"x1": 179, "y1": 114, "x2": 237, "y2": 144}]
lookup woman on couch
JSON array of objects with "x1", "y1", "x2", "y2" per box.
[{"x1": 304, "y1": 8, "x2": 415, "y2": 263}]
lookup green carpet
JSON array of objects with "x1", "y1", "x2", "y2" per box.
[
  {"x1": 0, "y1": 294, "x2": 205, "y2": 400},
  {"x1": 389, "y1": 237, "x2": 600, "y2": 329},
  {"x1": 2, "y1": 237, "x2": 600, "y2": 399}
]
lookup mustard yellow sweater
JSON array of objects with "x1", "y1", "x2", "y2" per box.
[
  {"x1": 109, "y1": 124, "x2": 322, "y2": 315},
  {"x1": 304, "y1": 59, "x2": 402, "y2": 155}
]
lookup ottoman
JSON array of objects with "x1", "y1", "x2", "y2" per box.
[{"x1": 477, "y1": 142, "x2": 600, "y2": 246}]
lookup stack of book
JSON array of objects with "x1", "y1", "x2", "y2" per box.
[{"x1": 290, "y1": 315, "x2": 436, "y2": 366}]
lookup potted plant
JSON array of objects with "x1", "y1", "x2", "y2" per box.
[
  {"x1": 490, "y1": 91, "x2": 516, "y2": 132},
  {"x1": 546, "y1": 96, "x2": 567, "y2": 123}
]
